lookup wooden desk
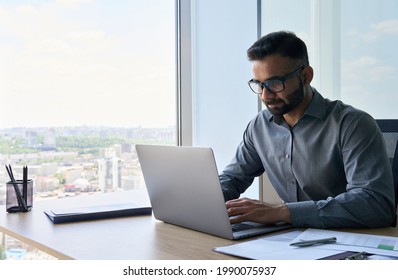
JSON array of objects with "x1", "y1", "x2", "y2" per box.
[
  {"x1": 1, "y1": 189, "x2": 397, "y2": 260},
  {"x1": 0, "y1": 190, "x2": 243, "y2": 260}
]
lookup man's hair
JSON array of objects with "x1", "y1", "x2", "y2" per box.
[{"x1": 247, "y1": 31, "x2": 309, "y2": 66}]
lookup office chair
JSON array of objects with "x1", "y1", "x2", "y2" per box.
[{"x1": 376, "y1": 119, "x2": 398, "y2": 227}]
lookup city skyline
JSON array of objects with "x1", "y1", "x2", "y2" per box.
[{"x1": 0, "y1": 124, "x2": 176, "y2": 207}]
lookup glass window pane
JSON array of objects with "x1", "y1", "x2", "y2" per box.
[
  {"x1": 341, "y1": 0, "x2": 398, "y2": 118},
  {"x1": 0, "y1": 0, "x2": 176, "y2": 204},
  {"x1": 190, "y1": 0, "x2": 259, "y2": 198},
  {"x1": 261, "y1": 0, "x2": 312, "y2": 63}
]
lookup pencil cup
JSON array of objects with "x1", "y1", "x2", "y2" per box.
[{"x1": 6, "y1": 179, "x2": 33, "y2": 213}]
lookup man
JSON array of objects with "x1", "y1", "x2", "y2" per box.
[{"x1": 220, "y1": 31, "x2": 395, "y2": 228}]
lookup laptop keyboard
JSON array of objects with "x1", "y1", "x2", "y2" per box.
[{"x1": 231, "y1": 222, "x2": 256, "y2": 232}]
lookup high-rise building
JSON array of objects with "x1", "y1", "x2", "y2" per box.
[{"x1": 97, "y1": 157, "x2": 121, "y2": 192}]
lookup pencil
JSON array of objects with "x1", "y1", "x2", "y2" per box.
[
  {"x1": 5, "y1": 165, "x2": 28, "y2": 212},
  {"x1": 23, "y1": 165, "x2": 28, "y2": 206}
]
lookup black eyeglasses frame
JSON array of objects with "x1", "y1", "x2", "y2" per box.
[{"x1": 248, "y1": 66, "x2": 305, "y2": 94}]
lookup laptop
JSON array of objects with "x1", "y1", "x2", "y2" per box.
[{"x1": 135, "y1": 144, "x2": 291, "y2": 240}]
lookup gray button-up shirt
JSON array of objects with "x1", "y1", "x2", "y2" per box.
[{"x1": 220, "y1": 88, "x2": 395, "y2": 228}]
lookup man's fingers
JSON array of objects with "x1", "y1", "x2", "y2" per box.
[
  {"x1": 228, "y1": 214, "x2": 246, "y2": 224},
  {"x1": 226, "y1": 197, "x2": 256, "y2": 208},
  {"x1": 227, "y1": 205, "x2": 244, "y2": 216}
]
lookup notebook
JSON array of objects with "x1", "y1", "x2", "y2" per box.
[
  {"x1": 135, "y1": 144, "x2": 291, "y2": 240},
  {"x1": 44, "y1": 203, "x2": 152, "y2": 224}
]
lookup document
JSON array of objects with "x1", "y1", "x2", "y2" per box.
[
  {"x1": 214, "y1": 229, "x2": 398, "y2": 260},
  {"x1": 213, "y1": 230, "x2": 346, "y2": 260},
  {"x1": 292, "y1": 228, "x2": 398, "y2": 258},
  {"x1": 44, "y1": 203, "x2": 152, "y2": 224}
]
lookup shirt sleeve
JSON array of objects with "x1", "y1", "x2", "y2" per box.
[
  {"x1": 287, "y1": 113, "x2": 396, "y2": 228},
  {"x1": 219, "y1": 123, "x2": 265, "y2": 201}
]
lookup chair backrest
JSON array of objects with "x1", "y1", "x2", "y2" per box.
[{"x1": 376, "y1": 119, "x2": 398, "y2": 227}]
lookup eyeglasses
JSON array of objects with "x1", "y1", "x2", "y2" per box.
[{"x1": 248, "y1": 66, "x2": 304, "y2": 94}]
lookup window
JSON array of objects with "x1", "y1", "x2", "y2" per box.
[
  {"x1": 263, "y1": 0, "x2": 398, "y2": 119},
  {"x1": 340, "y1": 0, "x2": 398, "y2": 118},
  {"x1": 0, "y1": 0, "x2": 176, "y2": 204}
]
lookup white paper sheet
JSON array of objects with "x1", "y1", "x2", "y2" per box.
[
  {"x1": 214, "y1": 229, "x2": 398, "y2": 260},
  {"x1": 213, "y1": 230, "x2": 345, "y2": 260},
  {"x1": 292, "y1": 228, "x2": 398, "y2": 258}
]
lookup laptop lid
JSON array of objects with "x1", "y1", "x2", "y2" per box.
[{"x1": 136, "y1": 144, "x2": 291, "y2": 240}]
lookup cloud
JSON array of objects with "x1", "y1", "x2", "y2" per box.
[
  {"x1": 341, "y1": 55, "x2": 397, "y2": 118},
  {"x1": 370, "y1": 19, "x2": 398, "y2": 34},
  {"x1": 55, "y1": 0, "x2": 94, "y2": 8},
  {"x1": 361, "y1": 19, "x2": 398, "y2": 42},
  {"x1": 342, "y1": 56, "x2": 395, "y2": 82}
]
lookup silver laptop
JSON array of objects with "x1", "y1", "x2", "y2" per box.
[{"x1": 135, "y1": 144, "x2": 291, "y2": 240}]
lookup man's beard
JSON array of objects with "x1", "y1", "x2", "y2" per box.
[{"x1": 264, "y1": 82, "x2": 304, "y2": 117}]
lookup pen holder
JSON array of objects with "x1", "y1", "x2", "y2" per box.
[{"x1": 6, "y1": 179, "x2": 33, "y2": 213}]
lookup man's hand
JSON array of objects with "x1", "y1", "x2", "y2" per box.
[{"x1": 226, "y1": 197, "x2": 292, "y2": 225}]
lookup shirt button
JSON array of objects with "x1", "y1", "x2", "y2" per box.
[{"x1": 285, "y1": 154, "x2": 290, "y2": 159}]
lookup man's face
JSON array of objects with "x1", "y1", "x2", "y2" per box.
[{"x1": 252, "y1": 55, "x2": 304, "y2": 117}]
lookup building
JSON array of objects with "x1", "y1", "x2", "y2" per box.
[{"x1": 97, "y1": 157, "x2": 121, "y2": 192}]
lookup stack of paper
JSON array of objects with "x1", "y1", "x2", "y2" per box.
[{"x1": 213, "y1": 229, "x2": 398, "y2": 260}]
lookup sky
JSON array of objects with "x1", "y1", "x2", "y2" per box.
[
  {"x1": 339, "y1": 0, "x2": 398, "y2": 117},
  {"x1": 0, "y1": 0, "x2": 176, "y2": 129},
  {"x1": 1, "y1": 0, "x2": 397, "y2": 129}
]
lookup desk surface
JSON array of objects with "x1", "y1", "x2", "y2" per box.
[
  {"x1": 0, "y1": 190, "x2": 244, "y2": 260},
  {"x1": 1, "y1": 190, "x2": 398, "y2": 260}
]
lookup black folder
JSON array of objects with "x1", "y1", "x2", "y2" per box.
[{"x1": 44, "y1": 203, "x2": 152, "y2": 224}]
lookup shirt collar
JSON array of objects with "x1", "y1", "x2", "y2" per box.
[
  {"x1": 303, "y1": 87, "x2": 327, "y2": 121},
  {"x1": 267, "y1": 87, "x2": 327, "y2": 123}
]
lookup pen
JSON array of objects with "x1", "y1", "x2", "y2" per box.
[
  {"x1": 23, "y1": 166, "x2": 28, "y2": 206},
  {"x1": 290, "y1": 236, "x2": 337, "y2": 247},
  {"x1": 5, "y1": 164, "x2": 28, "y2": 212}
]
